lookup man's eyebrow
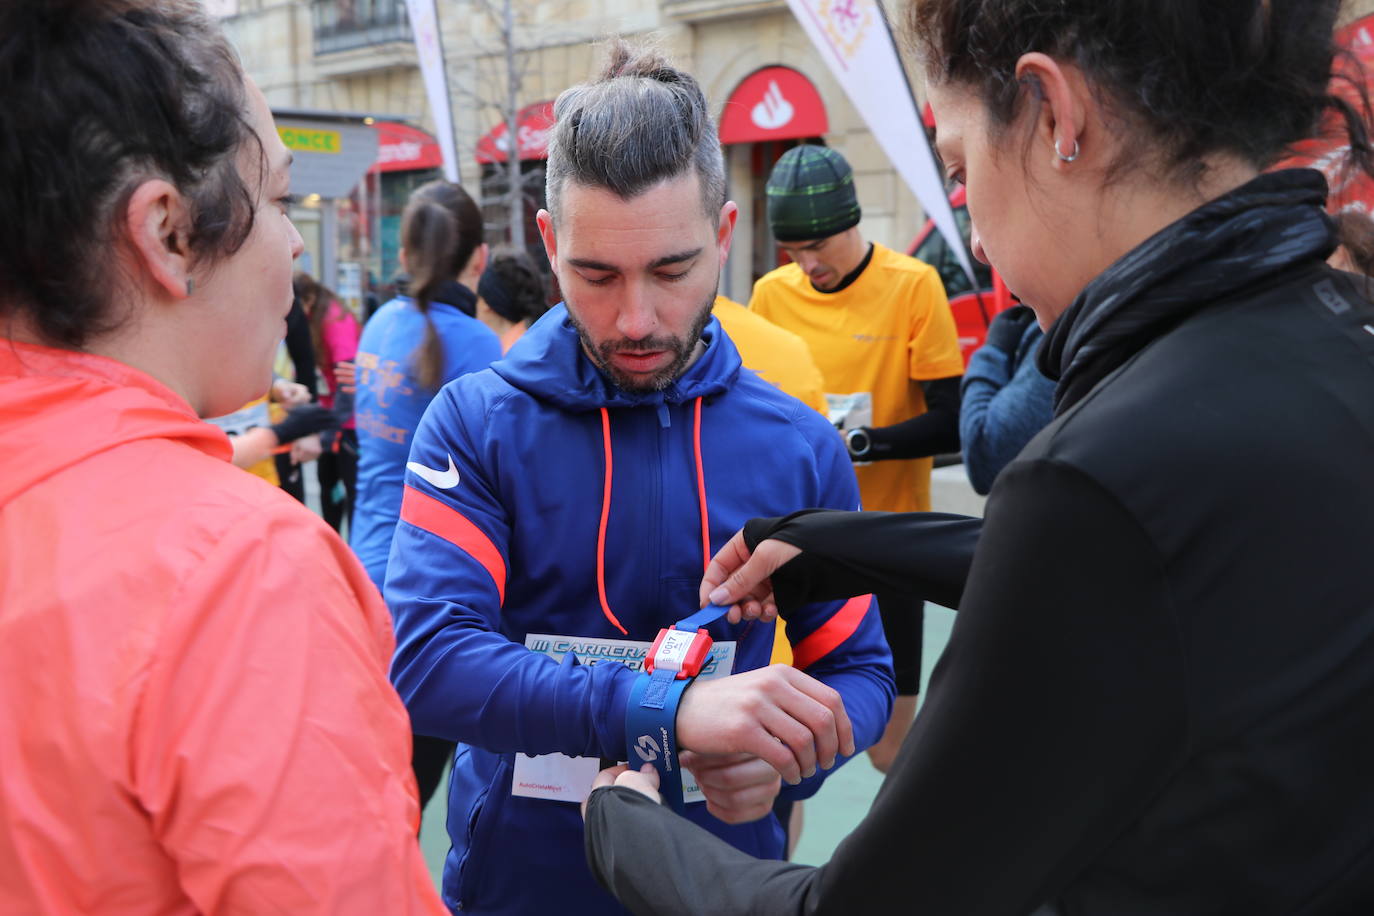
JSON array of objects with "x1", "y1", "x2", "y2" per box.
[
  {"x1": 567, "y1": 248, "x2": 703, "y2": 273},
  {"x1": 567, "y1": 257, "x2": 619, "y2": 272},
  {"x1": 648, "y1": 248, "x2": 703, "y2": 269}
]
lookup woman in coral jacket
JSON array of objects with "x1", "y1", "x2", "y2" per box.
[{"x1": 0, "y1": 2, "x2": 444, "y2": 913}]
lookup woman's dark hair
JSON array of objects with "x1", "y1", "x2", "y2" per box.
[
  {"x1": 1333, "y1": 209, "x2": 1374, "y2": 275},
  {"x1": 478, "y1": 247, "x2": 550, "y2": 326},
  {"x1": 400, "y1": 180, "x2": 484, "y2": 390},
  {"x1": 908, "y1": 0, "x2": 1372, "y2": 183},
  {"x1": 0, "y1": 0, "x2": 259, "y2": 348},
  {"x1": 293, "y1": 271, "x2": 341, "y2": 371}
]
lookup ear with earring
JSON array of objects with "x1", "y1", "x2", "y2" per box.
[{"x1": 1055, "y1": 138, "x2": 1080, "y2": 164}]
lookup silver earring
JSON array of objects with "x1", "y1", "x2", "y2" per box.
[
  {"x1": 1055, "y1": 138, "x2": 1080, "y2": 163},
  {"x1": 186, "y1": 278, "x2": 195, "y2": 295}
]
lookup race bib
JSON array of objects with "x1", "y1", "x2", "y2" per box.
[{"x1": 511, "y1": 633, "x2": 736, "y2": 803}]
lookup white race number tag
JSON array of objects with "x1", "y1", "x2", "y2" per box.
[{"x1": 511, "y1": 633, "x2": 736, "y2": 803}]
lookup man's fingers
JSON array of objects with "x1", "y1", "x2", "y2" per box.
[
  {"x1": 741, "y1": 723, "x2": 803, "y2": 785},
  {"x1": 692, "y1": 756, "x2": 777, "y2": 792},
  {"x1": 759, "y1": 704, "x2": 822, "y2": 780},
  {"x1": 776, "y1": 667, "x2": 854, "y2": 762},
  {"x1": 679, "y1": 750, "x2": 751, "y2": 774},
  {"x1": 694, "y1": 756, "x2": 783, "y2": 824}
]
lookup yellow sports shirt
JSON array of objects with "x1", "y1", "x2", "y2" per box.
[
  {"x1": 712, "y1": 296, "x2": 828, "y2": 416},
  {"x1": 712, "y1": 295, "x2": 833, "y2": 666},
  {"x1": 203, "y1": 396, "x2": 280, "y2": 486},
  {"x1": 750, "y1": 243, "x2": 963, "y2": 512}
]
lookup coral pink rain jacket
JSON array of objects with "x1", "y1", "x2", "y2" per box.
[{"x1": 0, "y1": 341, "x2": 444, "y2": 914}]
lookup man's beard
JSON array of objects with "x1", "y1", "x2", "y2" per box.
[{"x1": 567, "y1": 286, "x2": 716, "y2": 393}]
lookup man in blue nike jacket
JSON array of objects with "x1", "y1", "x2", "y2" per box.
[{"x1": 385, "y1": 40, "x2": 896, "y2": 916}]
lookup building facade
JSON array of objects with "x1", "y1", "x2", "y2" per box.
[
  {"x1": 218, "y1": 0, "x2": 1374, "y2": 301},
  {"x1": 218, "y1": 0, "x2": 934, "y2": 302}
]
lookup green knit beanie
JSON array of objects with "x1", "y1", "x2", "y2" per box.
[{"x1": 766, "y1": 145, "x2": 861, "y2": 242}]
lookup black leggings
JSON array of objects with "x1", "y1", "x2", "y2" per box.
[
  {"x1": 316, "y1": 429, "x2": 357, "y2": 533},
  {"x1": 413, "y1": 733, "x2": 456, "y2": 812},
  {"x1": 875, "y1": 591, "x2": 924, "y2": 696}
]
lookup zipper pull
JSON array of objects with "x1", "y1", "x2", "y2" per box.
[{"x1": 657, "y1": 402, "x2": 671, "y2": 428}]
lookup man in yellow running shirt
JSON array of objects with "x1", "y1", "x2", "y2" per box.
[{"x1": 750, "y1": 144, "x2": 964, "y2": 771}]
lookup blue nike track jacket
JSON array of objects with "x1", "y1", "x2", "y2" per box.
[{"x1": 386, "y1": 305, "x2": 895, "y2": 915}]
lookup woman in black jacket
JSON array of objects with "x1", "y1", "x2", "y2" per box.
[{"x1": 583, "y1": 1, "x2": 1374, "y2": 913}]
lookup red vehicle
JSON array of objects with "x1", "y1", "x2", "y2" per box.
[
  {"x1": 1277, "y1": 13, "x2": 1374, "y2": 214},
  {"x1": 907, "y1": 185, "x2": 1014, "y2": 365}
]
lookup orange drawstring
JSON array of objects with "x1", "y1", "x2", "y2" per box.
[
  {"x1": 693, "y1": 397, "x2": 710, "y2": 573},
  {"x1": 596, "y1": 407, "x2": 628, "y2": 634},
  {"x1": 595, "y1": 398, "x2": 711, "y2": 634}
]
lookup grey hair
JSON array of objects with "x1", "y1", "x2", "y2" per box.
[{"x1": 544, "y1": 38, "x2": 726, "y2": 223}]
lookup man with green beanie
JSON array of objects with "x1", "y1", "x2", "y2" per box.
[{"x1": 750, "y1": 143, "x2": 964, "y2": 772}]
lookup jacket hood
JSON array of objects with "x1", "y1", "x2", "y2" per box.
[
  {"x1": 0, "y1": 341, "x2": 231, "y2": 509},
  {"x1": 489, "y1": 304, "x2": 741, "y2": 412}
]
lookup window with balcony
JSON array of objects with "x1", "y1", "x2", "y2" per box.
[{"x1": 312, "y1": 0, "x2": 411, "y2": 54}]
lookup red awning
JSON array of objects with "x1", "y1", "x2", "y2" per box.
[
  {"x1": 719, "y1": 66, "x2": 828, "y2": 145},
  {"x1": 475, "y1": 101, "x2": 556, "y2": 164},
  {"x1": 1276, "y1": 14, "x2": 1374, "y2": 212},
  {"x1": 369, "y1": 120, "x2": 442, "y2": 174}
]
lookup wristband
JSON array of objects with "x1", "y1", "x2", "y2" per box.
[{"x1": 624, "y1": 603, "x2": 731, "y2": 813}]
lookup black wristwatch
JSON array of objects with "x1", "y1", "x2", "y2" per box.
[{"x1": 845, "y1": 426, "x2": 873, "y2": 459}]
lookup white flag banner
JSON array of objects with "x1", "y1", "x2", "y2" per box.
[
  {"x1": 405, "y1": 0, "x2": 459, "y2": 183},
  {"x1": 784, "y1": 0, "x2": 975, "y2": 284}
]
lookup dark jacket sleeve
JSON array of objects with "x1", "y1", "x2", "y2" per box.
[
  {"x1": 586, "y1": 459, "x2": 1189, "y2": 916},
  {"x1": 743, "y1": 509, "x2": 982, "y2": 611},
  {"x1": 860, "y1": 375, "x2": 963, "y2": 460},
  {"x1": 960, "y1": 327, "x2": 1056, "y2": 494}
]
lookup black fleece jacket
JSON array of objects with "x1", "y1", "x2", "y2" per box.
[{"x1": 585, "y1": 170, "x2": 1374, "y2": 915}]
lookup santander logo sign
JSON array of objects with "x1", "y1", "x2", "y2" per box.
[
  {"x1": 751, "y1": 81, "x2": 795, "y2": 131},
  {"x1": 719, "y1": 66, "x2": 828, "y2": 145}
]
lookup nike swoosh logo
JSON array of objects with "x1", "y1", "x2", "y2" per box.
[{"x1": 407, "y1": 454, "x2": 461, "y2": 489}]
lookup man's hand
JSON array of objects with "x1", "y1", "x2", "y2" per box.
[
  {"x1": 676, "y1": 665, "x2": 854, "y2": 786},
  {"x1": 680, "y1": 751, "x2": 781, "y2": 825},
  {"x1": 700, "y1": 529, "x2": 801, "y2": 624},
  {"x1": 582, "y1": 764, "x2": 662, "y2": 820}
]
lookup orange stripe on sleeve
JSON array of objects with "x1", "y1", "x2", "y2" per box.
[
  {"x1": 400, "y1": 485, "x2": 506, "y2": 605},
  {"x1": 790, "y1": 594, "x2": 873, "y2": 670}
]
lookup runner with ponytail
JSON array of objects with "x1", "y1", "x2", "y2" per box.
[{"x1": 352, "y1": 179, "x2": 502, "y2": 809}]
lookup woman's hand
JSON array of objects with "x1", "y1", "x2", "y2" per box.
[
  {"x1": 334, "y1": 360, "x2": 357, "y2": 394},
  {"x1": 270, "y1": 378, "x2": 312, "y2": 407},
  {"x1": 289, "y1": 433, "x2": 323, "y2": 465},
  {"x1": 582, "y1": 764, "x2": 662, "y2": 820},
  {"x1": 699, "y1": 529, "x2": 802, "y2": 624}
]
